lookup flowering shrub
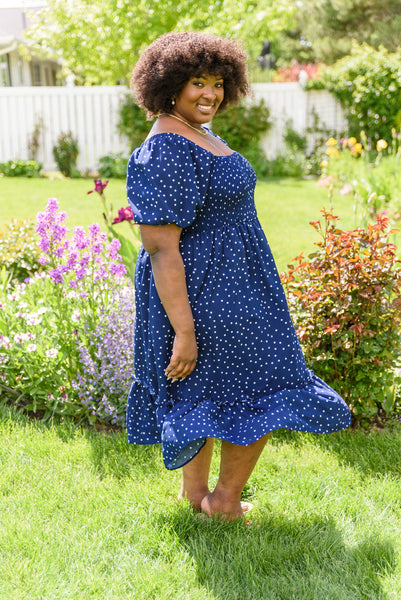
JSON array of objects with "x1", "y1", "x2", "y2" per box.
[
  {"x1": 0, "y1": 218, "x2": 43, "y2": 284},
  {"x1": 73, "y1": 286, "x2": 135, "y2": 425},
  {"x1": 320, "y1": 133, "x2": 401, "y2": 226},
  {"x1": 281, "y1": 211, "x2": 401, "y2": 423},
  {"x1": 0, "y1": 199, "x2": 133, "y2": 425}
]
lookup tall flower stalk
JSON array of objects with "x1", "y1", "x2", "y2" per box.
[{"x1": 88, "y1": 179, "x2": 140, "y2": 282}]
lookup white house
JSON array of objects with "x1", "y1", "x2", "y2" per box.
[{"x1": 0, "y1": 3, "x2": 61, "y2": 86}]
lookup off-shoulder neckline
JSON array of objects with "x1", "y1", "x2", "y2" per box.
[{"x1": 144, "y1": 131, "x2": 236, "y2": 158}]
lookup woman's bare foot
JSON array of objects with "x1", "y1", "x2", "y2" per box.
[
  {"x1": 200, "y1": 490, "x2": 244, "y2": 521},
  {"x1": 177, "y1": 485, "x2": 210, "y2": 511}
]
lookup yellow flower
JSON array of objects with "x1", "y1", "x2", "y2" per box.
[
  {"x1": 376, "y1": 139, "x2": 388, "y2": 151},
  {"x1": 325, "y1": 147, "x2": 340, "y2": 157},
  {"x1": 325, "y1": 137, "x2": 338, "y2": 146},
  {"x1": 320, "y1": 160, "x2": 328, "y2": 168},
  {"x1": 351, "y1": 143, "x2": 363, "y2": 155},
  {"x1": 347, "y1": 137, "x2": 357, "y2": 147}
]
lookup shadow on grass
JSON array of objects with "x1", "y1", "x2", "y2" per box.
[
  {"x1": 270, "y1": 427, "x2": 401, "y2": 479},
  {"x1": 160, "y1": 509, "x2": 396, "y2": 600}
]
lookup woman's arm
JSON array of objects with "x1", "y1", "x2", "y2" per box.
[{"x1": 140, "y1": 223, "x2": 197, "y2": 382}]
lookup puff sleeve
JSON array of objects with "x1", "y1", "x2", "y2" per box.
[{"x1": 127, "y1": 133, "x2": 212, "y2": 228}]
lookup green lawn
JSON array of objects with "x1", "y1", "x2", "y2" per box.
[
  {"x1": 0, "y1": 176, "x2": 356, "y2": 272},
  {"x1": 1, "y1": 403, "x2": 400, "y2": 600}
]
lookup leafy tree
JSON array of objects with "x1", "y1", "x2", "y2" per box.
[
  {"x1": 278, "y1": 0, "x2": 401, "y2": 65},
  {"x1": 313, "y1": 43, "x2": 401, "y2": 141},
  {"x1": 25, "y1": 0, "x2": 295, "y2": 85}
]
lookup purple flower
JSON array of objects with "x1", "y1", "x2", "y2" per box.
[
  {"x1": 106, "y1": 238, "x2": 121, "y2": 260},
  {"x1": 73, "y1": 227, "x2": 90, "y2": 250},
  {"x1": 87, "y1": 179, "x2": 109, "y2": 195},
  {"x1": 94, "y1": 266, "x2": 107, "y2": 281},
  {"x1": 109, "y1": 263, "x2": 127, "y2": 277},
  {"x1": 73, "y1": 288, "x2": 135, "y2": 425},
  {"x1": 39, "y1": 238, "x2": 50, "y2": 253},
  {"x1": 49, "y1": 268, "x2": 64, "y2": 285},
  {"x1": 91, "y1": 242, "x2": 103, "y2": 255},
  {"x1": 88, "y1": 223, "x2": 101, "y2": 237}
]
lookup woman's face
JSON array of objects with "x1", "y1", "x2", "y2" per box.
[{"x1": 172, "y1": 73, "x2": 224, "y2": 126}]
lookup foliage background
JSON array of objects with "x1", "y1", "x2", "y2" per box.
[
  {"x1": 310, "y1": 44, "x2": 401, "y2": 142},
  {"x1": 25, "y1": 0, "x2": 295, "y2": 85}
]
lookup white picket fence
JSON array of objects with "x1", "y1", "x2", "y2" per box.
[
  {"x1": 252, "y1": 83, "x2": 348, "y2": 158},
  {"x1": 0, "y1": 86, "x2": 129, "y2": 171},
  {"x1": 0, "y1": 83, "x2": 347, "y2": 170}
]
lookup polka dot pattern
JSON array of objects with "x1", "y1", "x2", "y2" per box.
[{"x1": 126, "y1": 132, "x2": 351, "y2": 470}]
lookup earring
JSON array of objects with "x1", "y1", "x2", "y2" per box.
[{"x1": 171, "y1": 98, "x2": 175, "y2": 106}]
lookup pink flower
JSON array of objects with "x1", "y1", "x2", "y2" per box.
[
  {"x1": 316, "y1": 176, "x2": 333, "y2": 188},
  {"x1": 340, "y1": 183, "x2": 353, "y2": 195},
  {"x1": 0, "y1": 336, "x2": 11, "y2": 349},
  {"x1": 87, "y1": 179, "x2": 109, "y2": 195},
  {"x1": 112, "y1": 206, "x2": 134, "y2": 224}
]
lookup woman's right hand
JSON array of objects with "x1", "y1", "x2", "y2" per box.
[{"x1": 165, "y1": 330, "x2": 198, "y2": 382}]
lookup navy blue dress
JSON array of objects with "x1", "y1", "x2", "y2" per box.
[{"x1": 126, "y1": 132, "x2": 351, "y2": 470}]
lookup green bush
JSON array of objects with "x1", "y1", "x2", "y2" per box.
[
  {"x1": 0, "y1": 218, "x2": 43, "y2": 284},
  {"x1": 212, "y1": 100, "x2": 271, "y2": 177},
  {"x1": 261, "y1": 124, "x2": 307, "y2": 178},
  {"x1": 281, "y1": 210, "x2": 401, "y2": 424},
  {"x1": 52, "y1": 131, "x2": 79, "y2": 177},
  {"x1": 312, "y1": 43, "x2": 401, "y2": 142},
  {"x1": 98, "y1": 153, "x2": 128, "y2": 179},
  {"x1": 117, "y1": 94, "x2": 152, "y2": 151},
  {"x1": 0, "y1": 160, "x2": 42, "y2": 177},
  {"x1": 265, "y1": 152, "x2": 305, "y2": 178}
]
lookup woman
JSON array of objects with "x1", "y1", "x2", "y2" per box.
[{"x1": 126, "y1": 32, "x2": 351, "y2": 520}]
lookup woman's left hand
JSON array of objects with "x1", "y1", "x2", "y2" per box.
[{"x1": 165, "y1": 330, "x2": 198, "y2": 382}]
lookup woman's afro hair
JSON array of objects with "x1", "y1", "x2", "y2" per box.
[{"x1": 131, "y1": 32, "x2": 249, "y2": 119}]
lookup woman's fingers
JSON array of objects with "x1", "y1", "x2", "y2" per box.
[
  {"x1": 165, "y1": 358, "x2": 196, "y2": 381},
  {"x1": 165, "y1": 331, "x2": 197, "y2": 381}
]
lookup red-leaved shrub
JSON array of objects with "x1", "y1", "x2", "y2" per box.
[{"x1": 281, "y1": 210, "x2": 401, "y2": 423}]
